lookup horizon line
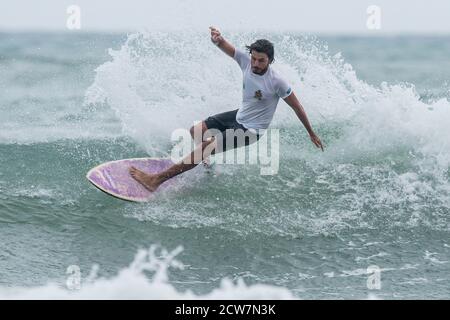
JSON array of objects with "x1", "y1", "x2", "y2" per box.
[{"x1": 1, "y1": 27, "x2": 450, "y2": 37}]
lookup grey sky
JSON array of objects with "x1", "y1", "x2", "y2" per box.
[{"x1": 1, "y1": 0, "x2": 449, "y2": 33}]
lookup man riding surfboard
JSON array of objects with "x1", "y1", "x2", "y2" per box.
[{"x1": 129, "y1": 27, "x2": 324, "y2": 192}]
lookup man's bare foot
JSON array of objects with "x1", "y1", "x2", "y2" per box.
[
  {"x1": 202, "y1": 157, "x2": 211, "y2": 168},
  {"x1": 129, "y1": 166, "x2": 162, "y2": 192}
]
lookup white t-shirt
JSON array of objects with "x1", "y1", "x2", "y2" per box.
[{"x1": 233, "y1": 48, "x2": 292, "y2": 130}]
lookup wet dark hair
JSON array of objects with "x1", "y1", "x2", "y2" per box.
[{"x1": 246, "y1": 39, "x2": 275, "y2": 63}]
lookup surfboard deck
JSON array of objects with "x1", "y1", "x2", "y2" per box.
[{"x1": 86, "y1": 158, "x2": 176, "y2": 202}]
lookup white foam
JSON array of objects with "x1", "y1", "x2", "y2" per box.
[
  {"x1": 424, "y1": 251, "x2": 449, "y2": 265},
  {"x1": 0, "y1": 245, "x2": 295, "y2": 300}
]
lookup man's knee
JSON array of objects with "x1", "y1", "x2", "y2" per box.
[{"x1": 190, "y1": 122, "x2": 208, "y2": 140}]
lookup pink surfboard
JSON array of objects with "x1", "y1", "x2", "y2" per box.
[{"x1": 86, "y1": 158, "x2": 176, "y2": 202}]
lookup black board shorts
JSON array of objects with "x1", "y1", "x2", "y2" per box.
[{"x1": 204, "y1": 109, "x2": 262, "y2": 152}]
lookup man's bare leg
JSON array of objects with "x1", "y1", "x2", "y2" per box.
[
  {"x1": 129, "y1": 138, "x2": 218, "y2": 192},
  {"x1": 190, "y1": 121, "x2": 212, "y2": 168},
  {"x1": 190, "y1": 121, "x2": 208, "y2": 145}
]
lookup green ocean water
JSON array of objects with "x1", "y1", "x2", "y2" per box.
[{"x1": 0, "y1": 32, "x2": 449, "y2": 299}]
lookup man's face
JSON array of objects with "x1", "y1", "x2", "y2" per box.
[{"x1": 251, "y1": 51, "x2": 270, "y2": 75}]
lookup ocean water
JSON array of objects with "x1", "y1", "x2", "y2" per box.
[{"x1": 0, "y1": 31, "x2": 449, "y2": 299}]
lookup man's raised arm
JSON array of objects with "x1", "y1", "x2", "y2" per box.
[{"x1": 209, "y1": 26, "x2": 235, "y2": 58}]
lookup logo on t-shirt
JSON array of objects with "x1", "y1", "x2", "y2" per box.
[{"x1": 254, "y1": 90, "x2": 262, "y2": 100}]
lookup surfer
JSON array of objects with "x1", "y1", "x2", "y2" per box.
[{"x1": 129, "y1": 26, "x2": 324, "y2": 192}]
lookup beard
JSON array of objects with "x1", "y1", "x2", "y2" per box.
[{"x1": 252, "y1": 66, "x2": 268, "y2": 75}]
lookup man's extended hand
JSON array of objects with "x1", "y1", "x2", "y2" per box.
[
  {"x1": 310, "y1": 132, "x2": 324, "y2": 151},
  {"x1": 209, "y1": 26, "x2": 223, "y2": 45}
]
